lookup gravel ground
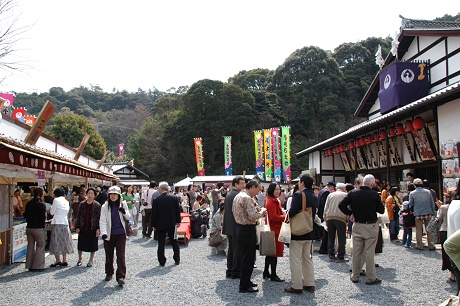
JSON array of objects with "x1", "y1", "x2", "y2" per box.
[{"x1": 0, "y1": 229, "x2": 456, "y2": 306}]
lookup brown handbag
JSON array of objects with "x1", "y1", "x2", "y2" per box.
[{"x1": 290, "y1": 191, "x2": 313, "y2": 235}]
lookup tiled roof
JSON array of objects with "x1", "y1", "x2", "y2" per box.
[
  {"x1": 295, "y1": 81, "x2": 460, "y2": 157},
  {"x1": 400, "y1": 15, "x2": 460, "y2": 31}
]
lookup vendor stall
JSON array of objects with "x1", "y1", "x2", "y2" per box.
[{"x1": 0, "y1": 113, "x2": 117, "y2": 266}]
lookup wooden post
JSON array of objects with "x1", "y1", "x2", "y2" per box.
[
  {"x1": 97, "y1": 151, "x2": 109, "y2": 169},
  {"x1": 74, "y1": 134, "x2": 90, "y2": 160},
  {"x1": 24, "y1": 101, "x2": 56, "y2": 145}
]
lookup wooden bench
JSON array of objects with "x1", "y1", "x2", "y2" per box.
[{"x1": 176, "y1": 222, "x2": 191, "y2": 244}]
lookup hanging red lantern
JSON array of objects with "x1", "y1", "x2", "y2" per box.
[
  {"x1": 404, "y1": 120, "x2": 414, "y2": 133},
  {"x1": 355, "y1": 139, "x2": 361, "y2": 147},
  {"x1": 388, "y1": 127, "x2": 397, "y2": 138},
  {"x1": 396, "y1": 123, "x2": 405, "y2": 136},
  {"x1": 412, "y1": 117, "x2": 425, "y2": 130},
  {"x1": 360, "y1": 137, "x2": 366, "y2": 146},
  {"x1": 348, "y1": 141, "x2": 355, "y2": 150},
  {"x1": 373, "y1": 132, "x2": 380, "y2": 143},
  {"x1": 339, "y1": 144, "x2": 345, "y2": 152},
  {"x1": 327, "y1": 148, "x2": 332, "y2": 156},
  {"x1": 379, "y1": 130, "x2": 387, "y2": 141},
  {"x1": 365, "y1": 135, "x2": 373, "y2": 144}
]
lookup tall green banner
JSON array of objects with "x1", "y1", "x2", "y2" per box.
[
  {"x1": 281, "y1": 126, "x2": 291, "y2": 184},
  {"x1": 224, "y1": 136, "x2": 232, "y2": 176}
]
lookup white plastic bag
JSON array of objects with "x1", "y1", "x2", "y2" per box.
[
  {"x1": 346, "y1": 238, "x2": 353, "y2": 255},
  {"x1": 278, "y1": 214, "x2": 291, "y2": 243},
  {"x1": 381, "y1": 223, "x2": 391, "y2": 245},
  {"x1": 256, "y1": 217, "x2": 270, "y2": 245}
]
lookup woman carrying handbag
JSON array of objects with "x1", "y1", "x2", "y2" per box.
[{"x1": 263, "y1": 183, "x2": 286, "y2": 282}]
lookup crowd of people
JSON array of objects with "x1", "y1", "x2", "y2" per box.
[{"x1": 21, "y1": 174, "x2": 460, "y2": 297}]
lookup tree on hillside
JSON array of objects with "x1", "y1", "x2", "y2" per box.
[
  {"x1": 228, "y1": 68, "x2": 273, "y2": 91},
  {"x1": 94, "y1": 105, "x2": 149, "y2": 154},
  {"x1": 47, "y1": 108, "x2": 106, "y2": 159},
  {"x1": 161, "y1": 80, "x2": 257, "y2": 178},
  {"x1": 128, "y1": 93, "x2": 182, "y2": 180}
]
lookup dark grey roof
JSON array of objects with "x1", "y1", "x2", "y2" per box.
[
  {"x1": 295, "y1": 81, "x2": 460, "y2": 158},
  {"x1": 400, "y1": 15, "x2": 460, "y2": 31}
]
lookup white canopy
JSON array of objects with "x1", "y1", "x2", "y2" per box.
[{"x1": 174, "y1": 177, "x2": 192, "y2": 187}]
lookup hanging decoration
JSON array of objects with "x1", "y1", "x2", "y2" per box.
[
  {"x1": 410, "y1": 118, "x2": 436, "y2": 161},
  {"x1": 263, "y1": 129, "x2": 273, "y2": 181},
  {"x1": 224, "y1": 136, "x2": 232, "y2": 176},
  {"x1": 399, "y1": 121, "x2": 417, "y2": 163},
  {"x1": 281, "y1": 126, "x2": 291, "y2": 184},
  {"x1": 254, "y1": 131, "x2": 265, "y2": 180},
  {"x1": 194, "y1": 138, "x2": 205, "y2": 176},
  {"x1": 271, "y1": 128, "x2": 282, "y2": 182}
]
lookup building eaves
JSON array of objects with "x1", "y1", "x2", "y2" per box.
[{"x1": 295, "y1": 81, "x2": 460, "y2": 158}]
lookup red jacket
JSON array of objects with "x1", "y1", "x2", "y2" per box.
[{"x1": 265, "y1": 196, "x2": 285, "y2": 257}]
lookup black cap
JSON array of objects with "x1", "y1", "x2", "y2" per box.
[{"x1": 326, "y1": 181, "x2": 336, "y2": 187}]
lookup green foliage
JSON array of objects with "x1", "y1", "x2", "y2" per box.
[
  {"x1": 11, "y1": 32, "x2": 405, "y2": 180},
  {"x1": 47, "y1": 110, "x2": 106, "y2": 159}
]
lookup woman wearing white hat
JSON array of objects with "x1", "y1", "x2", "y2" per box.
[{"x1": 99, "y1": 186, "x2": 130, "y2": 286}]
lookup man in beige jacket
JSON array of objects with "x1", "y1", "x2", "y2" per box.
[{"x1": 323, "y1": 182, "x2": 349, "y2": 262}]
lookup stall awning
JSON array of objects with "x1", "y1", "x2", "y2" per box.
[
  {"x1": 295, "y1": 81, "x2": 460, "y2": 158},
  {"x1": 0, "y1": 134, "x2": 117, "y2": 181}
]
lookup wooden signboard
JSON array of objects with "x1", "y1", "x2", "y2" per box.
[
  {"x1": 412, "y1": 124, "x2": 436, "y2": 161},
  {"x1": 388, "y1": 137, "x2": 404, "y2": 165},
  {"x1": 356, "y1": 147, "x2": 367, "y2": 170},
  {"x1": 347, "y1": 149, "x2": 356, "y2": 171},
  {"x1": 339, "y1": 152, "x2": 352, "y2": 172},
  {"x1": 366, "y1": 142, "x2": 379, "y2": 169},
  {"x1": 24, "y1": 101, "x2": 56, "y2": 145}
]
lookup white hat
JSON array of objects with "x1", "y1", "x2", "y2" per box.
[
  {"x1": 336, "y1": 183, "x2": 347, "y2": 189},
  {"x1": 108, "y1": 186, "x2": 121, "y2": 195}
]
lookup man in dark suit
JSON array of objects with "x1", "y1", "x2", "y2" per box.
[
  {"x1": 222, "y1": 175, "x2": 245, "y2": 278},
  {"x1": 151, "y1": 182, "x2": 181, "y2": 266}
]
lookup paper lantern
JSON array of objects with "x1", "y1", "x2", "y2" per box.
[
  {"x1": 404, "y1": 120, "x2": 414, "y2": 133},
  {"x1": 379, "y1": 130, "x2": 387, "y2": 141},
  {"x1": 348, "y1": 141, "x2": 355, "y2": 150},
  {"x1": 365, "y1": 135, "x2": 373, "y2": 144},
  {"x1": 339, "y1": 144, "x2": 345, "y2": 152},
  {"x1": 373, "y1": 132, "x2": 380, "y2": 143},
  {"x1": 360, "y1": 137, "x2": 366, "y2": 146},
  {"x1": 396, "y1": 124, "x2": 405, "y2": 136},
  {"x1": 412, "y1": 117, "x2": 425, "y2": 130},
  {"x1": 388, "y1": 127, "x2": 397, "y2": 138}
]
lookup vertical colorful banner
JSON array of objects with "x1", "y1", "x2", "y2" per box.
[
  {"x1": 254, "y1": 131, "x2": 265, "y2": 180},
  {"x1": 281, "y1": 126, "x2": 291, "y2": 184},
  {"x1": 263, "y1": 129, "x2": 273, "y2": 181},
  {"x1": 272, "y1": 128, "x2": 281, "y2": 182},
  {"x1": 224, "y1": 136, "x2": 232, "y2": 176},
  {"x1": 194, "y1": 138, "x2": 205, "y2": 176}
]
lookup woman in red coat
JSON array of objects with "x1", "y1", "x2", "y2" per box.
[{"x1": 263, "y1": 182, "x2": 286, "y2": 282}]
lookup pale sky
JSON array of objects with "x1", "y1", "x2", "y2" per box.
[{"x1": 1, "y1": 0, "x2": 458, "y2": 94}]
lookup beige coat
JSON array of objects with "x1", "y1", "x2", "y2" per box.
[{"x1": 323, "y1": 190, "x2": 348, "y2": 223}]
